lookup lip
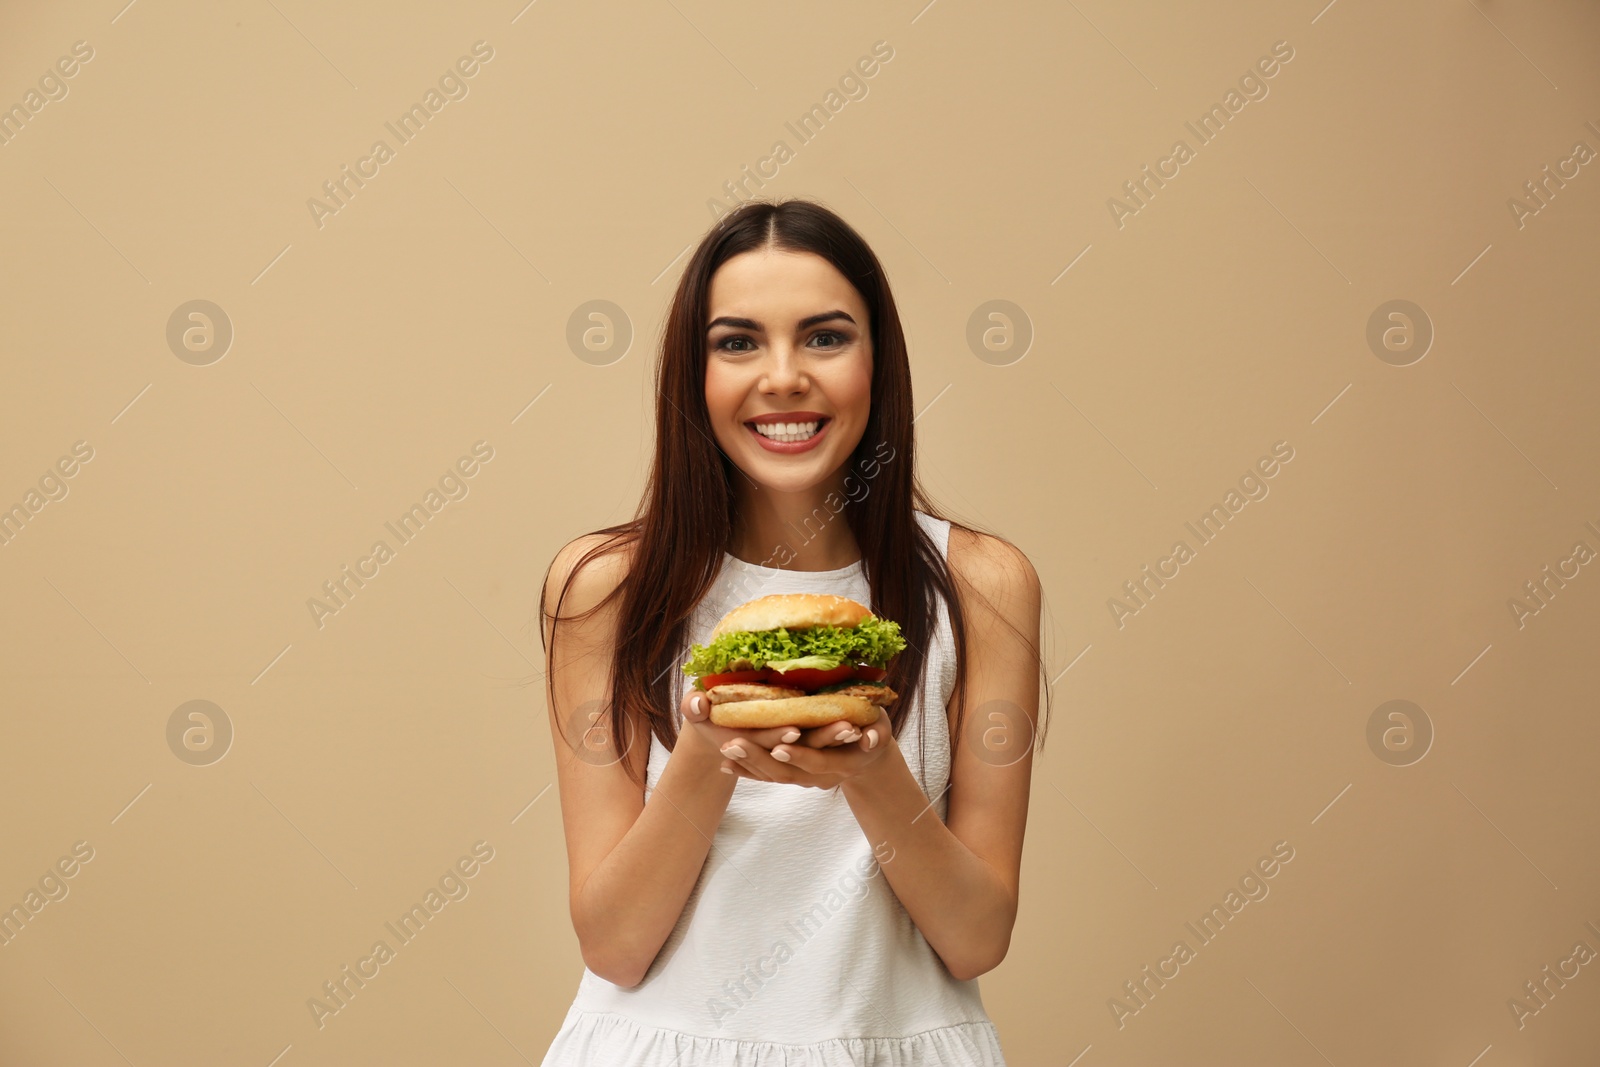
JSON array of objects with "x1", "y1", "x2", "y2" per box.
[
  {"x1": 744, "y1": 415, "x2": 832, "y2": 454},
  {"x1": 745, "y1": 411, "x2": 828, "y2": 426}
]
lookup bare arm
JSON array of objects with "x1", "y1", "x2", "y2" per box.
[
  {"x1": 567, "y1": 710, "x2": 737, "y2": 988},
  {"x1": 837, "y1": 529, "x2": 1042, "y2": 980},
  {"x1": 542, "y1": 535, "x2": 793, "y2": 987}
]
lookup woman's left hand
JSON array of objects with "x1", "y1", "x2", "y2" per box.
[{"x1": 717, "y1": 708, "x2": 895, "y2": 788}]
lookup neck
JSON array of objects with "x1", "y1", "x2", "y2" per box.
[{"x1": 729, "y1": 478, "x2": 861, "y2": 571}]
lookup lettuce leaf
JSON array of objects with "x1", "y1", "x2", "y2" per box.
[
  {"x1": 766, "y1": 655, "x2": 844, "y2": 672},
  {"x1": 681, "y1": 615, "x2": 906, "y2": 678}
]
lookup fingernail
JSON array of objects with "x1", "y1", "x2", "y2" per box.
[
  {"x1": 781, "y1": 729, "x2": 801, "y2": 743},
  {"x1": 693, "y1": 694, "x2": 706, "y2": 717},
  {"x1": 866, "y1": 730, "x2": 878, "y2": 749},
  {"x1": 722, "y1": 744, "x2": 746, "y2": 759},
  {"x1": 842, "y1": 730, "x2": 860, "y2": 742},
  {"x1": 721, "y1": 765, "x2": 735, "y2": 775},
  {"x1": 772, "y1": 748, "x2": 791, "y2": 762}
]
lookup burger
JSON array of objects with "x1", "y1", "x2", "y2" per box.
[{"x1": 680, "y1": 593, "x2": 907, "y2": 729}]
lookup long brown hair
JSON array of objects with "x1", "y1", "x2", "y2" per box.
[{"x1": 540, "y1": 197, "x2": 1051, "y2": 787}]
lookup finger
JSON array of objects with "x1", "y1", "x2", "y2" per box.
[
  {"x1": 737, "y1": 725, "x2": 804, "y2": 750},
  {"x1": 712, "y1": 722, "x2": 813, "y2": 751},
  {"x1": 718, "y1": 739, "x2": 780, "y2": 782},
  {"x1": 681, "y1": 688, "x2": 710, "y2": 723},
  {"x1": 849, "y1": 709, "x2": 888, "y2": 750},
  {"x1": 721, "y1": 755, "x2": 771, "y2": 781},
  {"x1": 723, "y1": 736, "x2": 804, "y2": 783},
  {"x1": 722, "y1": 759, "x2": 762, "y2": 781},
  {"x1": 860, "y1": 717, "x2": 890, "y2": 750},
  {"x1": 796, "y1": 720, "x2": 863, "y2": 749},
  {"x1": 790, "y1": 723, "x2": 851, "y2": 748},
  {"x1": 768, "y1": 744, "x2": 851, "y2": 787}
]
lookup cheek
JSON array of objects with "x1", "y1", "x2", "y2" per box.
[
  {"x1": 835, "y1": 364, "x2": 873, "y2": 417},
  {"x1": 703, "y1": 371, "x2": 741, "y2": 420}
]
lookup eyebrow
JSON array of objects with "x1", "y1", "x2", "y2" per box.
[{"x1": 706, "y1": 310, "x2": 856, "y2": 333}]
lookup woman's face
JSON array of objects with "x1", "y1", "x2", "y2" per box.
[{"x1": 704, "y1": 249, "x2": 873, "y2": 495}]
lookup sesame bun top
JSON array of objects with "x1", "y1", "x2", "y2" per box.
[{"x1": 710, "y1": 592, "x2": 874, "y2": 638}]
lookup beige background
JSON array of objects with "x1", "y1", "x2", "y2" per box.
[{"x1": 2, "y1": 0, "x2": 1598, "y2": 1063}]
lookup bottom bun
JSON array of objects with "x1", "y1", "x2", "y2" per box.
[{"x1": 709, "y1": 693, "x2": 880, "y2": 729}]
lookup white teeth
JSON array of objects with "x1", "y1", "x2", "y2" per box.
[{"x1": 753, "y1": 420, "x2": 821, "y2": 443}]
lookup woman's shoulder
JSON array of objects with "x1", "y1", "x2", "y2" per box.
[
  {"x1": 945, "y1": 522, "x2": 1040, "y2": 603},
  {"x1": 542, "y1": 528, "x2": 638, "y2": 623}
]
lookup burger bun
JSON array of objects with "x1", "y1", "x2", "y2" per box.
[
  {"x1": 711, "y1": 592, "x2": 873, "y2": 639},
  {"x1": 708, "y1": 692, "x2": 880, "y2": 729}
]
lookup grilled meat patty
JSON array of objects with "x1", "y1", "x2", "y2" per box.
[
  {"x1": 705, "y1": 683, "x2": 806, "y2": 704},
  {"x1": 824, "y1": 683, "x2": 898, "y2": 707},
  {"x1": 704, "y1": 681, "x2": 900, "y2": 708}
]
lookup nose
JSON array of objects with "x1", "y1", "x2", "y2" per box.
[{"x1": 758, "y1": 342, "x2": 808, "y2": 395}]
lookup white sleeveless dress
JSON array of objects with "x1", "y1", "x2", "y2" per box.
[{"x1": 539, "y1": 509, "x2": 1007, "y2": 1066}]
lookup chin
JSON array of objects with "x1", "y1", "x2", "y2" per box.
[{"x1": 743, "y1": 468, "x2": 836, "y2": 495}]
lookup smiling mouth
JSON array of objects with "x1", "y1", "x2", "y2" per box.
[{"x1": 745, "y1": 417, "x2": 830, "y2": 444}]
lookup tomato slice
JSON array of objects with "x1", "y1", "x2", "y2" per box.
[
  {"x1": 766, "y1": 664, "x2": 856, "y2": 691},
  {"x1": 853, "y1": 665, "x2": 887, "y2": 682},
  {"x1": 700, "y1": 668, "x2": 773, "y2": 689}
]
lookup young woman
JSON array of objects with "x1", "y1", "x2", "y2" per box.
[{"x1": 537, "y1": 197, "x2": 1050, "y2": 1065}]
